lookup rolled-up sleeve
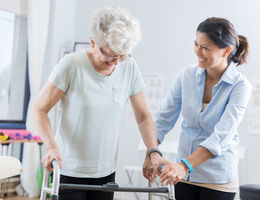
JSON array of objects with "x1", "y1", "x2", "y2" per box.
[
  {"x1": 200, "y1": 80, "x2": 252, "y2": 156},
  {"x1": 155, "y1": 72, "x2": 183, "y2": 143}
]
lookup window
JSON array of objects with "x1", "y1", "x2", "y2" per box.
[{"x1": 0, "y1": 10, "x2": 29, "y2": 129}]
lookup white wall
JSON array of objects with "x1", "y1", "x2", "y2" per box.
[
  {"x1": 41, "y1": 0, "x2": 76, "y2": 84},
  {"x1": 0, "y1": 0, "x2": 27, "y2": 16},
  {"x1": 45, "y1": 0, "x2": 260, "y2": 197}
]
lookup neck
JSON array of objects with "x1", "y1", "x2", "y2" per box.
[
  {"x1": 99, "y1": 68, "x2": 115, "y2": 76},
  {"x1": 206, "y1": 62, "x2": 229, "y2": 82}
]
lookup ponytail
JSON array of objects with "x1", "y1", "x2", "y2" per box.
[{"x1": 229, "y1": 35, "x2": 249, "y2": 66}]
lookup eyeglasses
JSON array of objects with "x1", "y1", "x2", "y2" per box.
[{"x1": 99, "y1": 47, "x2": 130, "y2": 62}]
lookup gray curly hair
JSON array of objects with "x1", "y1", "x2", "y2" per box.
[{"x1": 90, "y1": 6, "x2": 142, "y2": 55}]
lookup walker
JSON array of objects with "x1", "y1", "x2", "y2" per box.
[{"x1": 40, "y1": 160, "x2": 175, "y2": 200}]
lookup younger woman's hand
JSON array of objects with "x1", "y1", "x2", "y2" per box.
[{"x1": 159, "y1": 161, "x2": 189, "y2": 185}]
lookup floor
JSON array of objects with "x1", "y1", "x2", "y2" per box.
[
  {"x1": 3, "y1": 197, "x2": 39, "y2": 200},
  {"x1": 3, "y1": 197, "x2": 121, "y2": 200},
  {"x1": 3, "y1": 196, "x2": 122, "y2": 200}
]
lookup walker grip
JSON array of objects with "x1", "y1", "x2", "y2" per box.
[{"x1": 158, "y1": 163, "x2": 166, "y2": 172}]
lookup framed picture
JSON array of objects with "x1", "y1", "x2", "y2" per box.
[{"x1": 73, "y1": 42, "x2": 91, "y2": 52}]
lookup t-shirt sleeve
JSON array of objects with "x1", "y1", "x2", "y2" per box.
[
  {"x1": 130, "y1": 59, "x2": 145, "y2": 96},
  {"x1": 48, "y1": 54, "x2": 73, "y2": 93}
]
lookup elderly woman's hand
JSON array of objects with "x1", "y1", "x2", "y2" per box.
[
  {"x1": 143, "y1": 153, "x2": 169, "y2": 183},
  {"x1": 159, "y1": 161, "x2": 189, "y2": 185},
  {"x1": 143, "y1": 155, "x2": 154, "y2": 182},
  {"x1": 42, "y1": 146, "x2": 63, "y2": 172}
]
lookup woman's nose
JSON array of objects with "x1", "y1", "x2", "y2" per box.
[
  {"x1": 194, "y1": 46, "x2": 202, "y2": 56},
  {"x1": 111, "y1": 57, "x2": 120, "y2": 65}
]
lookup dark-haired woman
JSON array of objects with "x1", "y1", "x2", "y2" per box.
[{"x1": 143, "y1": 17, "x2": 252, "y2": 200}]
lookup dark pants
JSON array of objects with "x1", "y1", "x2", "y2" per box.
[
  {"x1": 56, "y1": 172, "x2": 115, "y2": 200},
  {"x1": 175, "y1": 182, "x2": 236, "y2": 200}
]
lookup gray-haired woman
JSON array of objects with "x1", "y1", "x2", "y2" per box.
[{"x1": 33, "y1": 6, "x2": 165, "y2": 200}]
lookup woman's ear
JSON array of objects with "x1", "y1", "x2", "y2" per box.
[
  {"x1": 223, "y1": 46, "x2": 233, "y2": 57},
  {"x1": 89, "y1": 37, "x2": 95, "y2": 48}
]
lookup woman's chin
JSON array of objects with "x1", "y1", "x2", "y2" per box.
[
  {"x1": 198, "y1": 62, "x2": 208, "y2": 68},
  {"x1": 105, "y1": 61, "x2": 115, "y2": 68}
]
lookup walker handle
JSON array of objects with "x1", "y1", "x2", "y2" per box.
[
  {"x1": 158, "y1": 163, "x2": 166, "y2": 172},
  {"x1": 157, "y1": 163, "x2": 175, "y2": 200}
]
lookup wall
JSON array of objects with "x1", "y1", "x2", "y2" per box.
[
  {"x1": 41, "y1": 0, "x2": 76, "y2": 83},
  {"x1": 46, "y1": 0, "x2": 260, "y2": 198},
  {"x1": 0, "y1": 0, "x2": 27, "y2": 16}
]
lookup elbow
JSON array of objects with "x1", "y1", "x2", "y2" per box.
[
  {"x1": 32, "y1": 102, "x2": 48, "y2": 123},
  {"x1": 136, "y1": 111, "x2": 152, "y2": 125},
  {"x1": 199, "y1": 143, "x2": 222, "y2": 157}
]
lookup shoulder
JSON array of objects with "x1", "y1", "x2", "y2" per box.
[
  {"x1": 227, "y1": 69, "x2": 253, "y2": 102},
  {"x1": 57, "y1": 50, "x2": 88, "y2": 72},
  {"x1": 174, "y1": 64, "x2": 199, "y2": 81},
  {"x1": 65, "y1": 50, "x2": 87, "y2": 65},
  {"x1": 232, "y1": 67, "x2": 252, "y2": 91},
  {"x1": 176, "y1": 64, "x2": 199, "y2": 76},
  {"x1": 186, "y1": 64, "x2": 202, "y2": 75},
  {"x1": 121, "y1": 57, "x2": 138, "y2": 68},
  {"x1": 117, "y1": 57, "x2": 141, "y2": 74}
]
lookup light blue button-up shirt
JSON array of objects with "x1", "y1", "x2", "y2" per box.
[{"x1": 155, "y1": 63, "x2": 252, "y2": 184}]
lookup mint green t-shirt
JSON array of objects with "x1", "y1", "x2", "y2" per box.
[{"x1": 48, "y1": 50, "x2": 145, "y2": 178}]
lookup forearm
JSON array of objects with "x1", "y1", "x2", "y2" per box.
[
  {"x1": 186, "y1": 146, "x2": 213, "y2": 168},
  {"x1": 130, "y1": 91, "x2": 160, "y2": 153},
  {"x1": 137, "y1": 114, "x2": 158, "y2": 151},
  {"x1": 33, "y1": 109, "x2": 57, "y2": 150}
]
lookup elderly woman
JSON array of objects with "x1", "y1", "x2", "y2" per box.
[{"x1": 33, "y1": 6, "x2": 165, "y2": 200}]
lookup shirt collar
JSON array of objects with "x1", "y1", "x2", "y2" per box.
[
  {"x1": 219, "y1": 63, "x2": 238, "y2": 84},
  {"x1": 195, "y1": 66, "x2": 205, "y2": 81},
  {"x1": 195, "y1": 63, "x2": 238, "y2": 84}
]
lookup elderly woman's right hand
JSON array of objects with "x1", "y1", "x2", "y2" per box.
[
  {"x1": 143, "y1": 155, "x2": 154, "y2": 182},
  {"x1": 42, "y1": 146, "x2": 63, "y2": 171}
]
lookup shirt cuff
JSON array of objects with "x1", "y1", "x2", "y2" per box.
[
  {"x1": 199, "y1": 136, "x2": 222, "y2": 157},
  {"x1": 156, "y1": 131, "x2": 165, "y2": 144}
]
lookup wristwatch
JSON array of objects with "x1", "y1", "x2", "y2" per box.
[{"x1": 148, "y1": 148, "x2": 163, "y2": 158}]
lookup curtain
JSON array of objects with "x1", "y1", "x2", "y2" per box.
[
  {"x1": 9, "y1": 15, "x2": 27, "y2": 121},
  {"x1": 21, "y1": 0, "x2": 52, "y2": 197}
]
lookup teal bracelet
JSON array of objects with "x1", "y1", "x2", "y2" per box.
[{"x1": 181, "y1": 158, "x2": 193, "y2": 173}]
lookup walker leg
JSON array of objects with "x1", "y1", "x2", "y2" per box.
[
  {"x1": 40, "y1": 170, "x2": 49, "y2": 200},
  {"x1": 50, "y1": 194, "x2": 59, "y2": 200},
  {"x1": 148, "y1": 181, "x2": 152, "y2": 200}
]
